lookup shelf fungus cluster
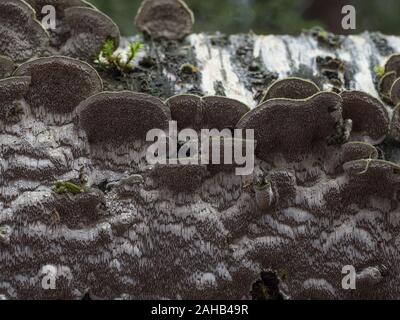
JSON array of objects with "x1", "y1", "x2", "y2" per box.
[
  {"x1": 0, "y1": 0, "x2": 120, "y2": 64},
  {"x1": 376, "y1": 54, "x2": 400, "y2": 143},
  {"x1": 1, "y1": 0, "x2": 400, "y2": 301},
  {"x1": 378, "y1": 54, "x2": 400, "y2": 105}
]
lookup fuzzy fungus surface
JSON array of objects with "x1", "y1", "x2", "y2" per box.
[{"x1": 0, "y1": 0, "x2": 49, "y2": 62}]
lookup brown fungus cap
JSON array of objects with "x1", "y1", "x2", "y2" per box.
[
  {"x1": 135, "y1": 0, "x2": 194, "y2": 40},
  {"x1": 0, "y1": 76, "x2": 31, "y2": 122},
  {"x1": 389, "y1": 104, "x2": 400, "y2": 143},
  {"x1": 77, "y1": 91, "x2": 171, "y2": 143},
  {"x1": 262, "y1": 77, "x2": 320, "y2": 102},
  {"x1": 341, "y1": 142, "x2": 378, "y2": 164},
  {"x1": 237, "y1": 92, "x2": 342, "y2": 161},
  {"x1": 13, "y1": 56, "x2": 102, "y2": 114},
  {"x1": 0, "y1": 56, "x2": 14, "y2": 78},
  {"x1": 378, "y1": 71, "x2": 397, "y2": 105},
  {"x1": 25, "y1": 0, "x2": 96, "y2": 47},
  {"x1": 390, "y1": 78, "x2": 400, "y2": 106},
  {"x1": 61, "y1": 7, "x2": 120, "y2": 60},
  {"x1": 202, "y1": 96, "x2": 250, "y2": 130},
  {"x1": 385, "y1": 54, "x2": 400, "y2": 76},
  {"x1": 343, "y1": 159, "x2": 400, "y2": 197},
  {"x1": 166, "y1": 94, "x2": 249, "y2": 130},
  {"x1": 341, "y1": 91, "x2": 389, "y2": 144},
  {"x1": 0, "y1": 0, "x2": 49, "y2": 62},
  {"x1": 166, "y1": 94, "x2": 202, "y2": 130}
]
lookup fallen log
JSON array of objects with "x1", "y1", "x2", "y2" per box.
[{"x1": 1, "y1": 0, "x2": 400, "y2": 300}]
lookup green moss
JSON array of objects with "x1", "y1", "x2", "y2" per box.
[
  {"x1": 95, "y1": 39, "x2": 144, "y2": 73},
  {"x1": 53, "y1": 181, "x2": 85, "y2": 195},
  {"x1": 180, "y1": 63, "x2": 199, "y2": 75},
  {"x1": 374, "y1": 65, "x2": 385, "y2": 78}
]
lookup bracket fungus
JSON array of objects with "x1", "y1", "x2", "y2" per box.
[
  {"x1": 13, "y1": 56, "x2": 102, "y2": 118},
  {"x1": 262, "y1": 77, "x2": 320, "y2": 102},
  {"x1": 341, "y1": 91, "x2": 389, "y2": 144},
  {"x1": 237, "y1": 92, "x2": 342, "y2": 161},
  {"x1": 166, "y1": 94, "x2": 203, "y2": 130},
  {"x1": 166, "y1": 94, "x2": 249, "y2": 130},
  {"x1": 340, "y1": 141, "x2": 378, "y2": 164},
  {"x1": 378, "y1": 71, "x2": 397, "y2": 104},
  {"x1": 77, "y1": 91, "x2": 171, "y2": 143},
  {"x1": 135, "y1": 0, "x2": 194, "y2": 40},
  {"x1": 343, "y1": 159, "x2": 400, "y2": 198},
  {"x1": 25, "y1": 0, "x2": 96, "y2": 48},
  {"x1": 61, "y1": 7, "x2": 120, "y2": 60},
  {"x1": 384, "y1": 54, "x2": 400, "y2": 75},
  {"x1": 390, "y1": 78, "x2": 400, "y2": 106},
  {"x1": 0, "y1": 56, "x2": 14, "y2": 78},
  {"x1": 0, "y1": 0, "x2": 49, "y2": 62},
  {"x1": 0, "y1": 76, "x2": 31, "y2": 124},
  {"x1": 389, "y1": 104, "x2": 400, "y2": 143}
]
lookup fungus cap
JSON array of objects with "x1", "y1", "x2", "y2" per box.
[
  {"x1": 341, "y1": 142, "x2": 378, "y2": 164},
  {"x1": 262, "y1": 77, "x2": 320, "y2": 102},
  {"x1": 390, "y1": 78, "x2": 400, "y2": 106},
  {"x1": 61, "y1": 7, "x2": 120, "y2": 60},
  {"x1": 341, "y1": 91, "x2": 389, "y2": 144},
  {"x1": 166, "y1": 94, "x2": 249, "y2": 130},
  {"x1": 0, "y1": 76, "x2": 31, "y2": 103},
  {"x1": 389, "y1": 104, "x2": 400, "y2": 143},
  {"x1": 343, "y1": 159, "x2": 400, "y2": 195},
  {"x1": 13, "y1": 56, "x2": 103, "y2": 114},
  {"x1": 385, "y1": 54, "x2": 400, "y2": 76},
  {"x1": 237, "y1": 92, "x2": 342, "y2": 161},
  {"x1": 0, "y1": 56, "x2": 14, "y2": 78},
  {"x1": 0, "y1": 0, "x2": 49, "y2": 62},
  {"x1": 201, "y1": 96, "x2": 250, "y2": 130},
  {"x1": 378, "y1": 71, "x2": 396, "y2": 104},
  {"x1": 166, "y1": 94, "x2": 202, "y2": 130},
  {"x1": 135, "y1": 0, "x2": 194, "y2": 40},
  {"x1": 77, "y1": 91, "x2": 171, "y2": 143}
]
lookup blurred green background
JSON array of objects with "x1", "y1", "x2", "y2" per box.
[{"x1": 89, "y1": 0, "x2": 400, "y2": 36}]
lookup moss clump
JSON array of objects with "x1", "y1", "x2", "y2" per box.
[
  {"x1": 374, "y1": 65, "x2": 386, "y2": 78},
  {"x1": 179, "y1": 63, "x2": 199, "y2": 75},
  {"x1": 53, "y1": 181, "x2": 86, "y2": 195},
  {"x1": 95, "y1": 39, "x2": 144, "y2": 73}
]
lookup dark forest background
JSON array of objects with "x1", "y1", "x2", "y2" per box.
[{"x1": 89, "y1": 0, "x2": 400, "y2": 36}]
